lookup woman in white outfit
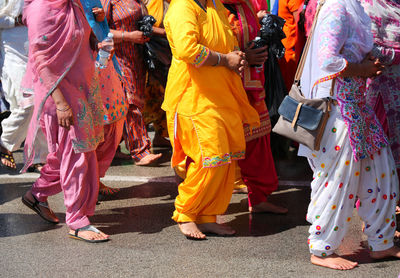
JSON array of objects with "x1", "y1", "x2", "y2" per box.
[
  {"x1": 0, "y1": 0, "x2": 47, "y2": 169},
  {"x1": 298, "y1": 0, "x2": 400, "y2": 270}
]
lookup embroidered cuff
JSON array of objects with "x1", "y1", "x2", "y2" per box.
[
  {"x1": 193, "y1": 46, "x2": 210, "y2": 67},
  {"x1": 202, "y1": 150, "x2": 245, "y2": 168}
]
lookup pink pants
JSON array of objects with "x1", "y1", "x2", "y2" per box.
[
  {"x1": 96, "y1": 118, "x2": 124, "y2": 178},
  {"x1": 31, "y1": 124, "x2": 99, "y2": 230},
  {"x1": 238, "y1": 134, "x2": 278, "y2": 207}
]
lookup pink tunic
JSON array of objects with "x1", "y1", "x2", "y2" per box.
[{"x1": 22, "y1": 0, "x2": 105, "y2": 171}]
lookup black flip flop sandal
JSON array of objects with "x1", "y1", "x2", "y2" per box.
[
  {"x1": 69, "y1": 225, "x2": 109, "y2": 243},
  {"x1": 0, "y1": 151, "x2": 16, "y2": 169}
]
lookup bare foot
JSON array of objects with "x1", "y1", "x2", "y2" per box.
[
  {"x1": 233, "y1": 186, "x2": 248, "y2": 194},
  {"x1": 370, "y1": 246, "x2": 400, "y2": 260},
  {"x1": 0, "y1": 144, "x2": 16, "y2": 169},
  {"x1": 197, "y1": 222, "x2": 236, "y2": 236},
  {"x1": 249, "y1": 201, "x2": 288, "y2": 214},
  {"x1": 396, "y1": 206, "x2": 400, "y2": 215},
  {"x1": 311, "y1": 254, "x2": 358, "y2": 270},
  {"x1": 135, "y1": 153, "x2": 162, "y2": 166},
  {"x1": 178, "y1": 222, "x2": 206, "y2": 240},
  {"x1": 69, "y1": 228, "x2": 109, "y2": 242}
]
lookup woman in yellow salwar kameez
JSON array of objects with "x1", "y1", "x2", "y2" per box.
[{"x1": 163, "y1": 0, "x2": 259, "y2": 239}]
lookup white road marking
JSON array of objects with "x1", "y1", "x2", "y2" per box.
[
  {"x1": 0, "y1": 173, "x2": 177, "y2": 183},
  {"x1": 0, "y1": 173, "x2": 310, "y2": 186}
]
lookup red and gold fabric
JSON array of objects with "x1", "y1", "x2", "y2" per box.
[{"x1": 223, "y1": 0, "x2": 271, "y2": 140}]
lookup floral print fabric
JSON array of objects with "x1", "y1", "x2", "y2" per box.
[
  {"x1": 314, "y1": 0, "x2": 385, "y2": 161},
  {"x1": 336, "y1": 77, "x2": 388, "y2": 161},
  {"x1": 361, "y1": 0, "x2": 400, "y2": 169},
  {"x1": 366, "y1": 65, "x2": 400, "y2": 168}
]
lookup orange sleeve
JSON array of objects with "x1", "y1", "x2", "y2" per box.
[{"x1": 287, "y1": 0, "x2": 302, "y2": 13}]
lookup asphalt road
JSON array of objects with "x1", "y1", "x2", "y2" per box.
[{"x1": 1, "y1": 146, "x2": 400, "y2": 278}]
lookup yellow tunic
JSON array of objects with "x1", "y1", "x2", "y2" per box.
[
  {"x1": 163, "y1": 0, "x2": 259, "y2": 224},
  {"x1": 144, "y1": 0, "x2": 168, "y2": 27},
  {"x1": 163, "y1": 0, "x2": 259, "y2": 168}
]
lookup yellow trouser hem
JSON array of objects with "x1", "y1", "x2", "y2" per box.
[{"x1": 172, "y1": 210, "x2": 216, "y2": 224}]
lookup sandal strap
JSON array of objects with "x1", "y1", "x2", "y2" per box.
[
  {"x1": 1, "y1": 151, "x2": 15, "y2": 163},
  {"x1": 28, "y1": 191, "x2": 50, "y2": 210},
  {"x1": 30, "y1": 193, "x2": 40, "y2": 208},
  {"x1": 75, "y1": 225, "x2": 100, "y2": 237}
]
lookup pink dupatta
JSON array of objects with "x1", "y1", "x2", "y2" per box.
[{"x1": 21, "y1": 0, "x2": 103, "y2": 172}]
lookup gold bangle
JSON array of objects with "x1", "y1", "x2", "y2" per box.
[
  {"x1": 56, "y1": 106, "x2": 71, "y2": 112},
  {"x1": 121, "y1": 31, "x2": 124, "y2": 41}
]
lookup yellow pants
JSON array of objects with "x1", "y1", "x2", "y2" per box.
[{"x1": 168, "y1": 112, "x2": 238, "y2": 224}]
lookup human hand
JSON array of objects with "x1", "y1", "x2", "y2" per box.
[
  {"x1": 56, "y1": 103, "x2": 74, "y2": 129},
  {"x1": 127, "y1": 31, "x2": 150, "y2": 44},
  {"x1": 245, "y1": 43, "x2": 268, "y2": 66},
  {"x1": 92, "y1": 7, "x2": 105, "y2": 22},
  {"x1": 97, "y1": 42, "x2": 115, "y2": 60},
  {"x1": 360, "y1": 57, "x2": 384, "y2": 78},
  {"x1": 223, "y1": 51, "x2": 247, "y2": 75},
  {"x1": 257, "y1": 10, "x2": 268, "y2": 21},
  {"x1": 51, "y1": 88, "x2": 74, "y2": 129}
]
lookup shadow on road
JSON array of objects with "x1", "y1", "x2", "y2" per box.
[
  {"x1": 90, "y1": 202, "x2": 176, "y2": 235},
  {"x1": 0, "y1": 181, "x2": 31, "y2": 205},
  {"x1": 98, "y1": 180, "x2": 178, "y2": 202},
  {"x1": 0, "y1": 213, "x2": 63, "y2": 237},
  {"x1": 224, "y1": 186, "x2": 310, "y2": 237}
]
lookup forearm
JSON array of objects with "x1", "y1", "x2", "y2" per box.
[
  {"x1": 200, "y1": 51, "x2": 228, "y2": 67},
  {"x1": 152, "y1": 27, "x2": 166, "y2": 37},
  {"x1": 51, "y1": 87, "x2": 69, "y2": 109},
  {"x1": 341, "y1": 60, "x2": 382, "y2": 79},
  {"x1": 340, "y1": 63, "x2": 361, "y2": 77},
  {"x1": 109, "y1": 29, "x2": 124, "y2": 44}
]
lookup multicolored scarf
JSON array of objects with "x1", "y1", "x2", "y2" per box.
[
  {"x1": 362, "y1": 0, "x2": 400, "y2": 50},
  {"x1": 79, "y1": 0, "x2": 122, "y2": 75}
]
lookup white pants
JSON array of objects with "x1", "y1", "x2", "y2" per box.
[
  {"x1": 301, "y1": 106, "x2": 398, "y2": 257},
  {"x1": 0, "y1": 26, "x2": 47, "y2": 163}
]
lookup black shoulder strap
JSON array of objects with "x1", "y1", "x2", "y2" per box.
[
  {"x1": 193, "y1": 0, "x2": 207, "y2": 12},
  {"x1": 223, "y1": 3, "x2": 238, "y2": 19}
]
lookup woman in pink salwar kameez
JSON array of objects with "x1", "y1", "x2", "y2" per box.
[{"x1": 20, "y1": 0, "x2": 110, "y2": 242}]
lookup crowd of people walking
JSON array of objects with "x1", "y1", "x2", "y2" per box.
[{"x1": 0, "y1": 0, "x2": 399, "y2": 271}]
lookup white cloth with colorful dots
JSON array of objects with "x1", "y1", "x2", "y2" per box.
[{"x1": 304, "y1": 106, "x2": 398, "y2": 257}]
